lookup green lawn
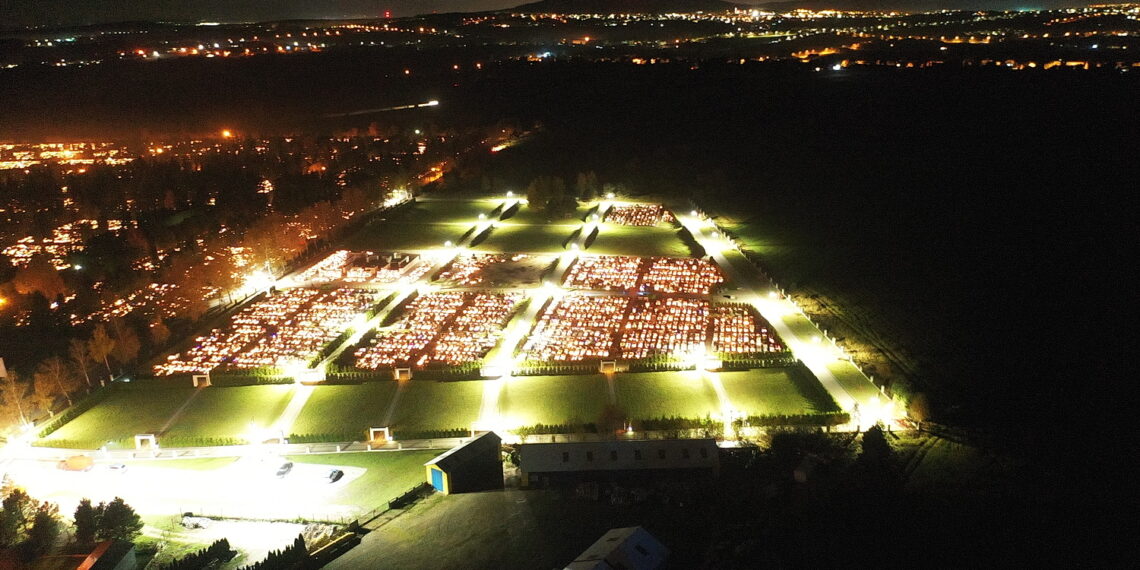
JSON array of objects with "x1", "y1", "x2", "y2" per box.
[
  {"x1": 500, "y1": 375, "x2": 610, "y2": 427},
  {"x1": 344, "y1": 222, "x2": 471, "y2": 252},
  {"x1": 286, "y1": 450, "x2": 442, "y2": 508},
  {"x1": 614, "y1": 371, "x2": 720, "y2": 420},
  {"x1": 290, "y1": 383, "x2": 399, "y2": 437},
  {"x1": 42, "y1": 387, "x2": 197, "y2": 447},
  {"x1": 501, "y1": 203, "x2": 594, "y2": 225},
  {"x1": 717, "y1": 368, "x2": 828, "y2": 416},
  {"x1": 388, "y1": 381, "x2": 483, "y2": 435},
  {"x1": 826, "y1": 361, "x2": 884, "y2": 404},
  {"x1": 589, "y1": 225, "x2": 692, "y2": 257},
  {"x1": 472, "y1": 223, "x2": 577, "y2": 254},
  {"x1": 163, "y1": 385, "x2": 296, "y2": 440},
  {"x1": 410, "y1": 199, "x2": 501, "y2": 224}
]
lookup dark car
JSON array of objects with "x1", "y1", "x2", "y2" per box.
[
  {"x1": 275, "y1": 462, "x2": 294, "y2": 478},
  {"x1": 327, "y1": 469, "x2": 344, "y2": 483}
]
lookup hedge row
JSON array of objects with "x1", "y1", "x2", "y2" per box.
[
  {"x1": 158, "y1": 435, "x2": 248, "y2": 447},
  {"x1": 744, "y1": 412, "x2": 851, "y2": 427},
  {"x1": 310, "y1": 328, "x2": 354, "y2": 366},
  {"x1": 287, "y1": 432, "x2": 360, "y2": 444},
  {"x1": 395, "y1": 428, "x2": 469, "y2": 440},
  {"x1": 514, "y1": 360, "x2": 599, "y2": 376},
  {"x1": 515, "y1": 423, "x2": 599, "y2": 436},
  {"x1": 160, "y1": 538, "x2": 235, "y2": 570},
  {"x1": 718, "y1": 353, "x2": 796, "y2": 369},
  {"x1": 639, "y1": 416, "x2": 720, "y2": 431},
  {"x1": 208, "y1": 375, "x2": 294, "y2": 387},
  {"x1": 32, "y1": 438, "x2": 128, "y2": 450}
]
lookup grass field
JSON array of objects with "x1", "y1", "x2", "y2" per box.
[
  {"x1": 589, "y1": 225, "x2": 693, "y2": 257},
  {"x1": 472, "y1": 223, "x2": 576, "y2": 253},
  {"x1": 614, "y1": 371, "x2": 720, "y2": 420},
  {"x1": 410, "y1": 199, "x2": 501, "y2": 224},
  {"x1": 500, "y1": 375, "x2": 611, "y2": 427},
  {"x1": 501, "y1": 204, "x2": 593, "y2": 225},
  {"x1": 163, "y1": 385, "x2": 296, "y2": 440},
  {"x1": 718, "y1": 368, "x2": 830, "y2": 416},
  {"x1": 826, "y1": 361, "x2": 884, "y2": 404},
  {"x1": 42, "y1": 387, "x2": 196, "y2": 446},
  {"x1": 344, "y1": 222, "x2": 469, "y2": 252},
  {"x1": 286, "y1": 450, "x2": 442, "y2": 507},
  {"x1": 387, "y1": 381, "x2": 483, "y2": 435},
  {"x1": 290, "y1": 383, "x2": 399, "y2": 436}
]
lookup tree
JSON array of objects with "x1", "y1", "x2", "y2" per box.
[
  {"x1": 68, "y1": 338, "x2": 93, "y2": 390},
  {"x1": 11, "y1": 254, "x2": 68, "y2": 301},
  {"x1": 907, "y1": 392, "x2": 931, "y2": 427},
  {"x1": 88, "y1": 324, "x2": 116, "y2": 383},
  {"x1": 95, "y1": 497, "x2": 142, "y2": 542},
  {"x1": 25, "y1": 500, "x2": 60, "y2": 557},
  {"x1": 110, "y1": 324, "x2": 140, "y2": 368},
  {"x1": 859, "y1": 424, "x2": 893, "y2": 470},
  {"x1": 0, "y1": 488, "x2": 35, "y2": 548},
  {"x1": 73, "y1": 498, "x2": 97, "y2": 547},
  {"x1": 0, "y1": 371, "x2": 31, "y2": 426},
  {"x1": 35, "y1": 356, "x2": 78, "y2": 408}
]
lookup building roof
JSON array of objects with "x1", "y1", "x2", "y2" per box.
[
  {"x1": 565, "y1": 526, "x2": 669, "y2": 570},
  {"x1": 78, "y1": 539, "x2": 135, "y2": 570},
  {"x1": 519, "y1": 438, "x2": 718, "y2": 473},
  {"x1": 424, "y1": 431, "x2": 501, "y2": 472}
]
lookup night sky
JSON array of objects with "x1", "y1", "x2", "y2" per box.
[
  {"x1": 0, "y1": 1, "x2": 519, "y2": 26},
  {"x1": 0, "y1": 0, "x2": 1087, "y2": 27}
]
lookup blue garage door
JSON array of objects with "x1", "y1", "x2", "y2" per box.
[{"x1": 430, "y1": 468, "x2": 445, "y2": 492}]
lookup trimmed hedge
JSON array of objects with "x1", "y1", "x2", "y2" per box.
[
  {"x1": 33, "y1": 437, "x2": 130, "y2": 450},
  {"x1": 515, "y1": 360, "x2": 599, "y2": 376},
  {"x1": 158, "y1": 435, "x2": 249, "y2": 447},
  {"x1": 161, "y1": 538, "x2": 235, "y2": 570},
  {"x1": 744, "y1": 412, "x2": 850, "y2": 427},
  {"x1": 287, "y1": 432, "x2": 360, "y2": 444},
  {"x1": 515, "y1": 423, "x2": 598, "y2": 436},
  {"x1": 717, "y1": 353, "x2": 797, "y2": 370},
  {"x1": 208, "y1": 375, "x2": 294, "y2": 387},
  {"x1": 395, "y1": 428, "x2": 468, "y2": 440}
]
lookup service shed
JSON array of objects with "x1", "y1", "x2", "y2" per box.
[
  {"x1": 518, "y1": 439, "x2": 719, "y2": 486},
  {"x1": 564, "y1": 526, "x2": 669, "y2": 570},
  {"x1": 424, "y1": 431, "x2": 503, "y2": 494}
]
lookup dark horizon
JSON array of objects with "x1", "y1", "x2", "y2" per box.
[{"x1": 0, "y1": 0, "x2": 1095, "y2": 28}]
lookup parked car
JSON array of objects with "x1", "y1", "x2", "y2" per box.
[
  {"x1": 326, "y1": 469, "x2": 344, "y2": 483},
  {"x1": 106, "y1": 463, "x2": 127, "y2": 472}
]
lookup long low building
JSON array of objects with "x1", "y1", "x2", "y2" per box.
[{"x1": 518, "y1": 439, "x2": 719, "y2": 486}]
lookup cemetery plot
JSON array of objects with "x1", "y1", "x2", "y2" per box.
[
  {"x1": 436, "y1": 253, "x2": 553, "y2": 287},
  {"x1": 563, "y1": 255, "x2": 724, "y2": 294},
  {"x1": 295, "y1": 250, "x2": 430, "y2": 286},
  {"x1": 711, "y1": 304, "x2": 784, "y2": 355},
  {"x1": 641, "y1": 257, "x2": 723, "y2": 295},
  {"x1": 523, "y1": 294, "x2": 630, "y2": 362},
  {"x1": 154, "y1": 288, "x2": 380, "y2": 375},
  {"x1": 619, "y1": 297, "x2": 709, "y2": 360},
  {"x1": 153, "y1": 288, "x2": 322, "y2": 375},
  {"x1": 229, "y1": 288, "x2": 381, "y2": 369},
  {"x1": 604, "y1": 203, "x2": 674, "y2": 226},
  {"x1": 563, "y1": 255, "x2": 642, "y2": 291},
  {"x1": 353, "y1": 291, "x2": 523, "y2": 369},
  {"x1": 525, "y1": 296, "x2": 787, "y2": 365}
]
